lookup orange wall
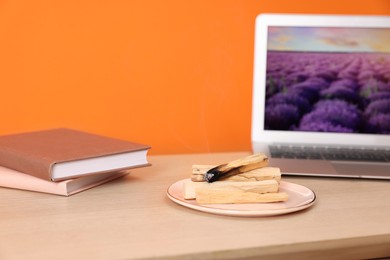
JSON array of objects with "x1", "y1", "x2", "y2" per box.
[{"x1": 0, "y1": 0, "x2": 389, "y2": 154}]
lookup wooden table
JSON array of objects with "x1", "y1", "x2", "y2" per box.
[{"x1": 1, "y1": 152, "x2": 390, "y2": 259}]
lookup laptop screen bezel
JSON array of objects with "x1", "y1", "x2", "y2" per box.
[{"x1": 251, "y1": 13, "x2": 390, "y2": 147}]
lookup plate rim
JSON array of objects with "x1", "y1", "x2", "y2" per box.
[{"x1": 167, "y1": 179, "x2": 316, "y2": 217}]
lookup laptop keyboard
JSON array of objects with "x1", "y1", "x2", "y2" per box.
[{"x1": 269, "y1": 145, "x2": 390, "y2": 162}]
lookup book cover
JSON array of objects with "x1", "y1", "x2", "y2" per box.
[
  {"x1": 0, "y1": 165, "x2": 129, "y2": 196},
  {"x1": 0, "y1": 128, "x2": 150, "y2": 181}
]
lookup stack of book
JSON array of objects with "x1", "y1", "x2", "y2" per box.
[{"x1": 0, "y1": 128, "x2": 150, "y2": 196}]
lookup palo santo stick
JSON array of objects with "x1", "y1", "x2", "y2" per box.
[
  {"x1": 191, "y1": 165, "x2": 279, "y2": 182},
  {"x1": 193, "y1": 153, "x2": 269, "y2": 182},
  {"x1": 191, "y1": 165, "x2": 213, "y2": 182},
  {"x1": 205, "y1": 153, "x2": 269, "y2": 182},
  {"x1": 218, "y1": 153, "x2": 268, "y2": 172},
  {"x1": 183, "y1": 179, "x2": 279, "y2": 200},
  {"x1": 196, "y1": 187, "x2": 288, "y2": 204},
  {"x1": 223, "y1": 167, "x2": 281, "y2": 182}
]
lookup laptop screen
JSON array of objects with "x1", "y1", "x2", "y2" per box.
[{"x1": 264, "y1": 26, "x2": 390, "y2": 135}]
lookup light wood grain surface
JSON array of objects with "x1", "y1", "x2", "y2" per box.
[{"x1": 1, "y1": 152, "x2": 390, "y2": 259}]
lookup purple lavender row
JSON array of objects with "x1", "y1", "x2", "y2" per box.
[{"x1": 297, "y1": 100, "x2": 361, "y2": 133}]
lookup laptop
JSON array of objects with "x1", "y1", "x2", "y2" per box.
[{"x1": 251, "y1": 13, "x2": 390, "y2": 179}]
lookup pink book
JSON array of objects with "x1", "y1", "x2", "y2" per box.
[{"x1": 0, "y1": 165, "x2": 129, "y2": 196}]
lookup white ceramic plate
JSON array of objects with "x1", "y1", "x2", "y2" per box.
[{"x1": 167, "y1": 179, "x2": 316, "y2": 217}]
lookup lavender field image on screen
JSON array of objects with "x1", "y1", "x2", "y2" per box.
[{"x1": 264, "y1": 26, "x2": 390, "y2": 134}]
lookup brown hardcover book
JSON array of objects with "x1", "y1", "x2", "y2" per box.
[{"x1": 0, "y1": 128, "x2": 151, "y2": 181}]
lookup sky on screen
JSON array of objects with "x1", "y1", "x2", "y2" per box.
[{"x1": 267, "y1": 26, "x2": 390, "y2": 53}]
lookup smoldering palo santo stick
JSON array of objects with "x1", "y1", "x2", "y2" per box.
[
  {"x1": 204, "y1": 153, "x2": 269, "y2": 183},
  {"x1": 191, "y1": 166, "x2": 280, "y2": 183}
]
